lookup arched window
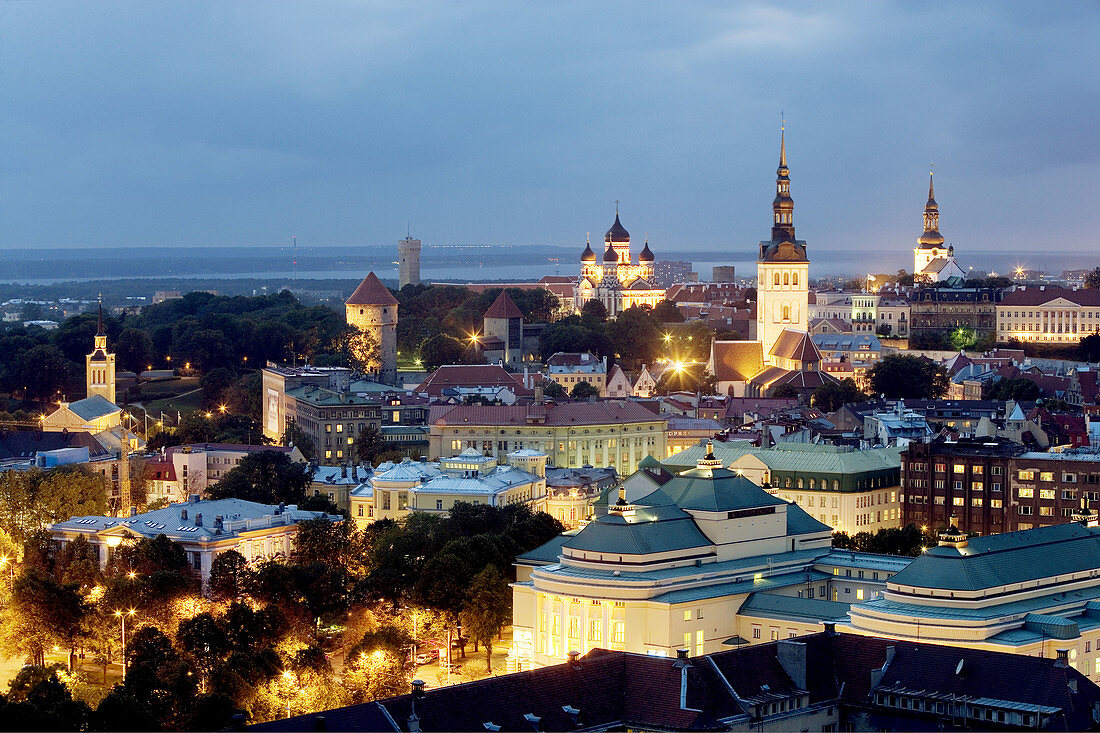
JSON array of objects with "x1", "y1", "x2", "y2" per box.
[
  {"x1": 792, "y1": 272, "x2": 798, "y2": 286},
  {"x1": 783, "y1": 272, "x2": 790, "y2": 285},
  {"x1": 809, "y1": 479, "x2": 816, "y2": 490},
  {"x1": 783, "y1": 305, "x2": 791, "y2": 321},
  {"x1": 833, "y1": 480, "x2": 840, "y2": 490},
  {"x1": 774, "y1": 272, "x2": 781, "y2": 286},
  {"x1": 785, "y1": 477, "x2": 792, "y2": 488},
  {"x1": 797, "y1": 478, "x2": 804, "y2": 489}
]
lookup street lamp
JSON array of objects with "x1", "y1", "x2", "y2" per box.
[
  {"x1": 281, "y1": 670, "x2": 297, "y2": 718},
  {"x1": 114, "y1": 608, "x2": 136, "y2": 676}
]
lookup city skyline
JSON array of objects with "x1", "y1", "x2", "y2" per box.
[{"x1": 1, "y1": 1, "x2": 1098, "y2": 256}]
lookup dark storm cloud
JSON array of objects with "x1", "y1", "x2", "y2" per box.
[{"x1": 1, "y1": 0, "x2": 1097, "y2": 265}]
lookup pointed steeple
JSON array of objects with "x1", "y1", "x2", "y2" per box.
[
  {"x1": 96, "y1": 298, "x2": 104, "y2": 337},
  {"x1": 917, "y1": 168, "x2": 945, "y2": 247},
  {"x1": 770, "y1": 122, "x2": 795, "y2": 243},
  {"x1": 581, "y1": 233, "x2": 596, "y2": 263}
]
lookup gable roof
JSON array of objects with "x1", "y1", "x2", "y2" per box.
[
  {"x1": 710, "y1": 340, "x2": 764, "y2": 382},
  {"x1": 416, "y1": 365, "x2": 528, "y2": 397},
  {"x1": 484, "y1": 291, "x2": 523, "y2": 319},
  {"x1": 769, "y1": 330, "x2": 821, "y2": 363},
  {"x1": 346, "y1": 272, "x2": 399, "y2": 306},
  {"x1": 64, "y1": 394, "x2": 121, "y2": 421},
  {"x1": 0, "y1": 430, "x2": 112, "y2": 462}
]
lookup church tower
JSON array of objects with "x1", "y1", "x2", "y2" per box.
[
  {"x1": 913, "y1": 171, "x2": 954, "y2": 281},
  {"x1": 85, "y1": 302, "x2": 116, "y2": 404},
  {"x1": 345, "y1": 272, "x2": 399, "y2": 384},
  {"x1": 756, "y1": 126, "x2": 810, "y2": 364}
]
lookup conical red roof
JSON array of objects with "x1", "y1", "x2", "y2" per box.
[
  {"x1": 346, "y1": 272, "x2": 398, "y2": 306},
  {"x1": 484, "y1": 291, "x2": 523, "y2": 319}
]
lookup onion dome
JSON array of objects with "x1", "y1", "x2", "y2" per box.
[
  {"x1": 603, "y1": 243, "x2": 619, "y2": 263},
  {"x1": 605, "y1": 213, "x2": 630, "y2": 243},
  {"x1": 581, "y1": 236, "x2": 596, "y2": 262},
  {"x1": 638, "y1": 237, "x2": 654, "y2": 263}
]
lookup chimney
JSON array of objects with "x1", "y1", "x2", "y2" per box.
[
  {"x1": 566, "y1": 649, "x2": 581, "y2": 668},
  {"x1": 215, "y1": 515, "x2": 224, "y2": 531},
  {"x1": 823, "y1": 622, "x2": 837, "y2": 636},
  {"x1": 129, "y1": 506, "x2": 137, "y2": 517},
  {"x1": 1055, "y1": 649, "x2": 1069, "y2": 668},
  {"x1": 188, "y1": 493, "x2": 200, "y2": 504},
  {"x1": 194, "y1": 513, "x2": 202, "y2": 527},
  {"x1": 673, "y1": 649, "x2": 693, "y2": 710},
  {"x1": 776, "y1": 640, "x2": 807, "y2": 690},
  {"x1": 180, "y1": 508, "x2": 188, "y2": 521},
  {"x1": 408, "y1": 679, "x2": 425, "y2": 732}
]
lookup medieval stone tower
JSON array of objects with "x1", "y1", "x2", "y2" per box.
[{"x1": 345, "y1": 271, "x2": 399, "y2": 384}]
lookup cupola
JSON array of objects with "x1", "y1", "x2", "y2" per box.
[
  {"x1": 581, "y1": 236, "x2": 596, "y2": 263},
  {"x1": 638, "y1": 237, "x2": 654, "y2": 263},
  {"x1": 605, "y1": 212, "x2": 630, "y2": 244}
]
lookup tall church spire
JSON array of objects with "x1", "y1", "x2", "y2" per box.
[
  {"x1": 918, "y1": 168, "x2": 944, "y2": 247},
  {"x1": 770, "y1": 122, "x2": 795, "y2": 243}
]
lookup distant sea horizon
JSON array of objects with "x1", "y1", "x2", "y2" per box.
[{"x1": 0, "y1": 244, "x2": 1093, "y2": 287}]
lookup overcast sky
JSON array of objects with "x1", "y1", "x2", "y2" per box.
[{"x1": 2, "y1": 1, "x2": 1097, "y2": 260}]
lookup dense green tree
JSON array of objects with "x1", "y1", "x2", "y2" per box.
[
  {"x1": 0, "y1": 569, "x2": 88, "y2": 669},
  {"x1": 200, "y1": 366, "x2": 238, "y2": 409},
  {"x1": 984, "y1": 376, "x2": 1043, "y2": 401},
  {"x1": 282, "y1": 421, "x2": 316, "y2": 460},
  {"x1": 580, "y1": 298, "x2": 608, "y2": 322},
  {"x1": 1079, "y1": 332, "x2": 1100, "y2": 363},
  {"x1": 811, "y1": 378, "x2": 867, "y2": 412},
  {"x1": 867, "y1": 354, "x2": 949, "y2": 399},
  {"x1": 1084, "y1": 266, "x2": 1100, "y2": 290},
  {"x1": 0, "y1": 466, "x2": 108, "y2": 544},
  {"x1": 209, "y1": 549, "x2": 250, "y2": 601},
  {"x1": 0, "y1": 666, "x2": 92, "y2": 731},
  {"x1": 610, "y1": 307, "x2": 662, "y2": 370},
  {"x1": 18, "y1": 344, "x2": 78, "y2": 401},
  {"x1": 652, "y1": 298, "x2": 684, "y2": 322},
  {"x1": 570, "y1": 380, "x2": 600, "y2": 399},
  {"x1": 208, "y1": 450, "x2": 312, "y2": 504},
  {"x1": 463, "y1": 566, "x2": 512, "y2": 672},
  {"x1": 419, "y1": 333, "x2": 472, "y2": 371},
  {"x1": 114, "y1": 327, "x2": 154, "y2": 374},
  {"x1": 541, "y1": 380, "x2": 566, "y2": 399}
]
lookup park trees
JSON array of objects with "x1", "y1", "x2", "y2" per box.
[
  {"x1": 811, "y1": 378, "x2": 867, "y2": 412},
  {"x1": 0, "y1": 466, "x2": 107, "y2": 545},
  {"x1": 463, "y1": 566, "x2": 511, "y2": 672},
  {"x1": 867, "y1": 354, "x2": 949, "y2": 399},
  {"x1": 208, "y1": 450, "x2": 312, "y2": 505}
]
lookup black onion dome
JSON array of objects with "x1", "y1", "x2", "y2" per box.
[
  {"x1": 604, "y1": 213, "x2": 630, "y2": 243},
  {"x1": 603, "y1": 243, "x2": 619, "y2": 262},
  {"x1": 581, "y1": 240, "x2": 596, "y2": 262},
  {"x1": 638, "y1": 239, "x2": 654, "y2": 262}
]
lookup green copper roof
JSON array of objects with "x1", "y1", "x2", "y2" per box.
[
  {"x1": 738, "y1": 592, "x2": 852, "y2": 623},
  {"x1": 888, "y1": 523, "x2": 1100, "y2": 592},
  {"x1": 663, "y1": 442, "x2": 900, "y2": 475},
  {"x1": 562, "y1": 512, "x2": 711, "y2": 556},
  {"x1": 648, "y1": 468, "x2": 786, "y2": 513},
  {"x1": 785, "y1": 503, "x2": 832, "y2": 535}
]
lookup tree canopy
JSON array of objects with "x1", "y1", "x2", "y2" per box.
[
  {"x1": 867, "y1": 354, "x2": 949, "y2": 399},
  {"x1": 208, "y1": 450, "x2": 313, "y2": 505}
]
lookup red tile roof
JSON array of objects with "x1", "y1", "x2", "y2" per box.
[
  {"x1": 483, "y1": 291, "x2": 524, "y2": 319},
  {"x1": 416, "y1": 365, "x2": 529, "y2": 397},
  {"x1": 346, "y1": 272, "x2": 398, "y2": 306},
  {"x1": 999, "y1": 287, "x2": 1100, "y2": 307},
  {"x1": 710, "y1": 341, "x2": 764, "y2": 382}
]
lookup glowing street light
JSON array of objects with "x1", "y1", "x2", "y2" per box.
[
  {"x1": 114, "y1": 608, "x2": 137, "y2": 676},
  {"x1": 218, "y1": 404, "x2": 227, "y2": 413},
  {"x1": 0, "y1": 555, "x2": 12, "y2": 588}
]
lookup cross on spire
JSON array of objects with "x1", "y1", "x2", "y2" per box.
[{"x1": 614, "y1": 200, "x2": 621, "y2": 214}]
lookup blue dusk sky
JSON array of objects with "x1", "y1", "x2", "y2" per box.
[{"x1": 1, "y1": 1, "x2": 1097, "y2": 258}]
